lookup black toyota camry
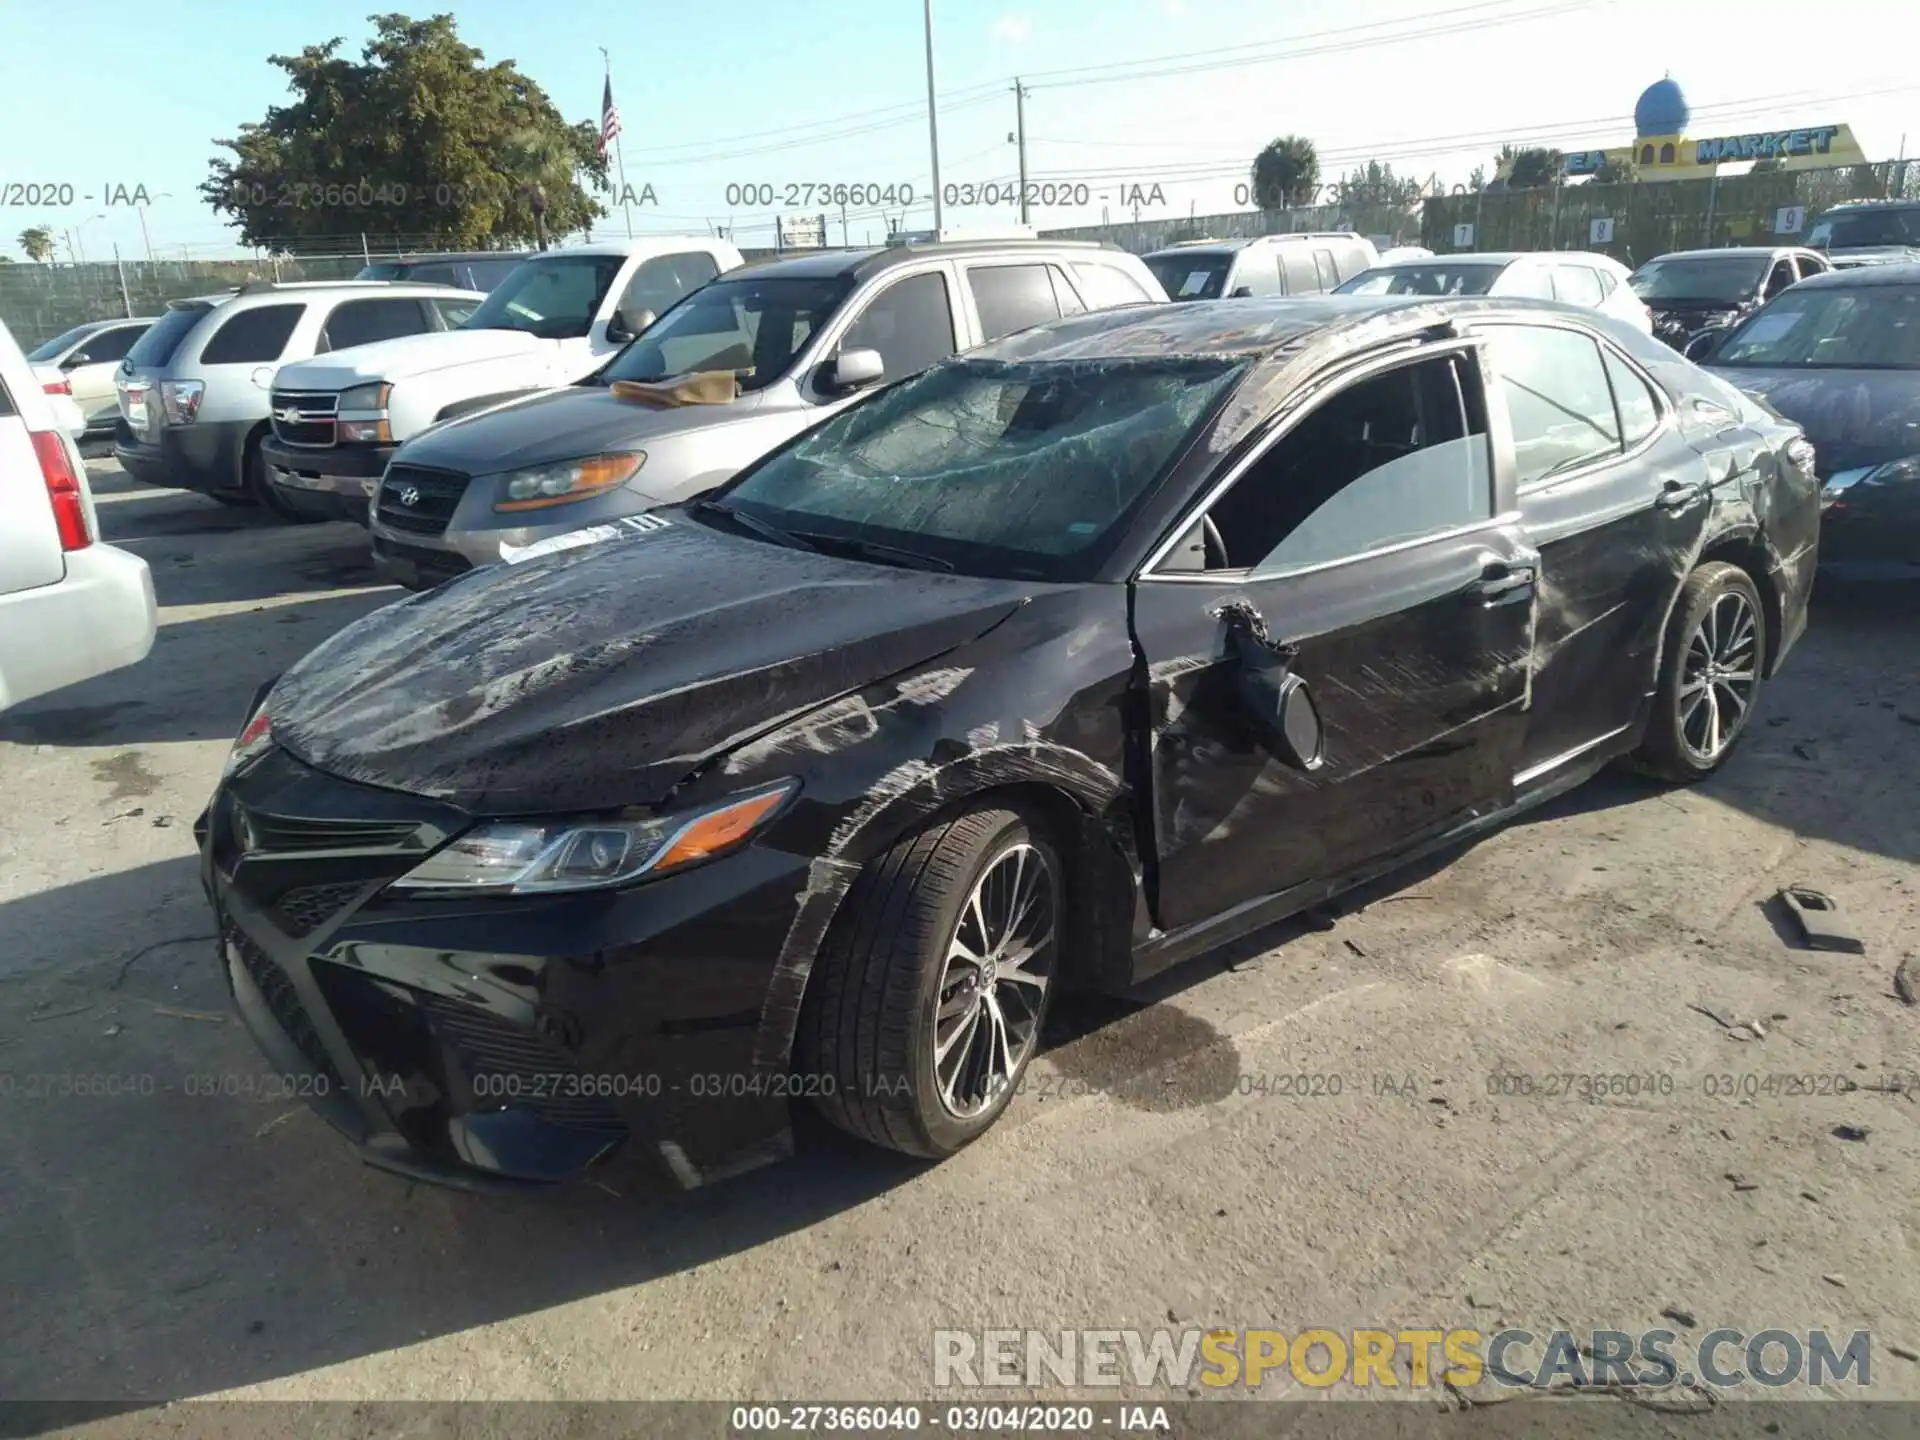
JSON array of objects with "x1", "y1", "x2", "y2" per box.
[{"x1": 197, "y1": 295, "x2": 1819, "y2": 1193}]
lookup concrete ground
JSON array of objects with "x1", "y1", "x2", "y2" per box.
[{"x1": 2, "y1": 462, "x2": 1916, "y2": 1420}]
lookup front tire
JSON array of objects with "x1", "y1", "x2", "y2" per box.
[
  {"x1": 798, "y1": 806, "x2": 1062, "y2": 1158},
  {"x1": 1630, "y1": 560, "x2": 1766, "y2": 781}
]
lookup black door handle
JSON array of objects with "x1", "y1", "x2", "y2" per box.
[
  {"x1": 1657, "y1": 478, "x2": 1708, "y2": 510},
  {"x1": 1471, "y1": 561, "x2": 1536, "y2": 602}
]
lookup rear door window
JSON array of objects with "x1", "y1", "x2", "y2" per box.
[
  {"x1": 1281, "y1": 247, "x2": 1318, "y2": 294},
  {"x1": 74, "y1": 325, "x2": 143, "y2": 364},
  {"x1": 1490, "y1": 324, "x2": 1623, "y2": 487},
  {"x1": 966, "y1": 263, "x2": 1061, "y2": 341},
  {"x1": 1551, "y1": 265, "x2": 1604, "y2": 306},
  {"x1": 1047, "y1": 265, "x2": 1088, "y2": 316},
  {"x1": 1071, "y1": 262, "x2": 1153, "y2": 307},
  {"x1": 320, "y1": 297, "x2": 430, "y2": 352},
  {"x1": 126, "y1": 306, "x2": 212, "y2": 368},
  {"x1": 1312, "y1": 249, "x2": 1338, "y2": 291},
  {"x1": 404, "y1": 263, "x2": 460, "y2": 286},
  {"x1": 619, "y1": 252, "x2": 720, "y2": 322},
  {"x1": 199, "y1": 304, "x2": 304, "y2": 364},
  {"x1": 434, "y1": 296, "x2": 481, "y2": 328},
  {"x1": 463, "y1": 258, "x2": 526, "y2": 291}
]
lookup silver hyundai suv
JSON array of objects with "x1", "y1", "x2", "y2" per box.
[
  {"x1": 112, "y1": 279, "x2": 482, "y2": 519},
  {"x1": 368, "y1": 237, "x2": 1167, "y2": 588}
]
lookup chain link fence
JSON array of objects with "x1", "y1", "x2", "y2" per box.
[
  {"x1": 1420, "y1": 161, "x2": 1920, "y2": 264},
  {"x1": 0, "y1": 254, "x2": 372, "y2": 352},
  {"x1": 1038, "y1": 199, "x2": 1426, "y2": 255}
]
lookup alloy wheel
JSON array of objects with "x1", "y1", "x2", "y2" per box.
[
  {"x1": 1678, "y1": 589, "x2": 1759, "y2": 765},
  {"x1": 931, "y1": 841, "x2": 1057, "y2": 1118}
]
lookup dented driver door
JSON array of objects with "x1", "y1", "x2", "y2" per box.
[{"x1": 1130, "y1": 343, "x2": 1537, "y2": 934}]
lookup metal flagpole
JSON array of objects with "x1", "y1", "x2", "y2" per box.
[{"x1": 601, "y1": 47, "x2": 634, "y2": 238}]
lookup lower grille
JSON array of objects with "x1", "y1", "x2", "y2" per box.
[
  {"x1": 374, "y1": 536, "x2": 473, "y2": 587},
  {"x1": 418, "y1": 993, "x2": 628, "y2": 1135},
  {"x1": 377, "y1": 464, "x2": 470, "y2": 536},
  {"x1": 272, "y1": 881, "x2": 366, "y2": 938},
  {"x1": 240, "y1": 810, "x2": 420, "y2": 854},
  {"x1": 227, "y1": 926, "x2": 347, "y2": 1091}
]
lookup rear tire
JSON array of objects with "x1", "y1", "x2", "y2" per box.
[
  {"x1": 245, "y1": 432, "x2": 322, "y2": 524},
  {"x1": 1629, "y1": 561, "x2": 1766, "y2": 782},
  {"x1": 797, "y1": 805, "x2": 1062, "y2": 1159}
]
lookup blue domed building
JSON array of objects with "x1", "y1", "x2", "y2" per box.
[{"x1": 1534, "y1": 74, "x2": 1868, "y2": 185}]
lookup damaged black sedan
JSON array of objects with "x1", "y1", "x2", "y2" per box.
[{"x1": 198, "y1": 295, "x2": 1819, "y2": 1193}]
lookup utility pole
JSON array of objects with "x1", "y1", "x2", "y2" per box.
[
  {"x1": 923, "y1": 0, "x2": 943, "y2": 234},
  {"x1": 136, "y1": 205, "x2": 154, "y2": 263},
  {"x1": 841, "y1": 198, "x2": 848, "y2": 247},
  {"x1": 113, "y1": 244, "x2": 132, "y2": 317},
  {"x1": 1012, "y1": 78, "x2": 1029, "y2": 225},
  {"x1": 361, "y1": 233, "x2": 371, "y2": 266}
]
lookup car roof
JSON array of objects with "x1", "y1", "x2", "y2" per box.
[
  {"x1": 1143, "y1": 232, "x2": 1367, "y2": 259},
  {"x1": 1787, "y1": 261, "x2": 1920, "y2": 288},
  {"x1": 970, "y1": 293, "x2": 1605, "y2": 364},
  {"x1": 721, "y1": 238, "x2": 1127, "y2": 284},
  {"x1": 375, "y1": 251, "x2": 532, "y2": 263},
  {"x1": 1646, "y1": 247, "x2": 1811, "y2": 261},
  {"x1": 539, "y1": 238, "x2": 733, "y2": 258},
  {"x1": 1367, "y1": 252, "x2": 1523, "y2": 267},
  {"x1": 1818, "y1": 199, "x2": 1920, "y2": 212}
]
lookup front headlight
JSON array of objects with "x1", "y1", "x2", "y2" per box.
[
  {"x1": 492, "y1": 452, "x2": 645, "y2": 512},
  {"x1": 388, "y1": 780, "x2": 796, "y2": 895},
  {"x1": 338, "y1": 381, "x2": 393, "y2": 443}
]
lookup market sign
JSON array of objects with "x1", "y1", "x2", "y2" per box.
[{"x1": 1694, "y1": 127, "x2": 1842, "y2": 164}]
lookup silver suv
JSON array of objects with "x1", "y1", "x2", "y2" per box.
[
  {"x1": 1142, "y1": 232, "x2": 1379, "y2": 301},
  {"x1": 112, "y1": 280, "x2": 482, "y2": 519},
  {"x1": 368, "y1": 237, "x2": 1167, "y2": 589}
]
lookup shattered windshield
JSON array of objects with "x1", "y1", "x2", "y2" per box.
[{"x1": 715, "y1": 355, "x2": 1246, "y2": 579}]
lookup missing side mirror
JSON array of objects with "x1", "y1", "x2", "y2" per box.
[{"x1": 1222, "y1": 605, "x2": 1325, "y2": 770}]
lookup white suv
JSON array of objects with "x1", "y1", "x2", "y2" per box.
[
  {"x1": 262, "y1": 238, "x2": 744, "y2": 522},
  {"x1": 0, "y1": 319, "x2": 155, "y2": 712}
]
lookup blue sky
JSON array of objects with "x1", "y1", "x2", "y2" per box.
[{"x1": 4, "y1": 0, "x2": 1916, "y2": 261}]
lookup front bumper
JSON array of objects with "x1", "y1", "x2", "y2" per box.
[
  {"x1": 113, "y1": 416, "x2": 255, "y2": 493},
  {"x1": 262, "y1": 437, "x2": 396, "y2": 526},
  {"x1": 198, "y1": 746, "x2": 815, "y2": 1192},
  {"x1": 367, "y1": 459, "x2": 655, "y2": 582}
]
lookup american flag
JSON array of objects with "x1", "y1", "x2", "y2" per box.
[{"x1": 599, "y1": 76, "x2": 622, "y2": 157}]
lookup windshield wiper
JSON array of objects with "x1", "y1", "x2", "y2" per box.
[
  {"x1": 688, "y1": 498, "x2": 819, "y2": 552},
  {"x1": 786, "y1": 531, "x2": 955, "y2": 572}
]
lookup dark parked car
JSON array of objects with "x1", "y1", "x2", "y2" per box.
[
  {"x1": 355, "y1": 251, "x2": 532, "y2": 292},
  {"x1": 197, "y1": 295, "x2": 1818, "y2": 1193},
  {"x1": 1697, "y1": 262, "x2": 1920, "y2": 581},
  {"x1": 1630, "y1": 246, "x2": 1831, "y2": 351},
  {"x1": 1806, "y1": 201, "x2": 1920, "y2": 270}
]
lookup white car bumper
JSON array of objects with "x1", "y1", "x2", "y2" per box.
[{"x1": 0, "y1": 543, "x2": 157, "y2": 711}]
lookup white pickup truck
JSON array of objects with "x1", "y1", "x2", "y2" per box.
[{"x1": 259, "y1": 237, "x2": 745, "y2": 521}]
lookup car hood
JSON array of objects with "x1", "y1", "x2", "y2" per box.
[
  {"x1": 1708, "y1": 364, "x2": 1920, "y2": 474},
  {"x1": 273, "y1": 328, "x2": 551, "y2": 390},
  {"x1": 397, "y1": 384, "x2": 772, "y2": 475},
  {"x1": 265, "y1": 515, "x2": 1030, "y2": 812}
]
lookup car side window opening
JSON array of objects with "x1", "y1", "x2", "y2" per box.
[
  {"x1": 1491, "y1": 325, "x2": 1625, "y2": 487},
  {"x1": 320, "y1": 297, "x2": 430, "y2": 353},
  {"x1": 74, "y1": 326, "x2": 141, "y2": 364},
  {"x1": 435, "y1": 297, "x2": 480, "y2": 328},
  {"x1": 1281, "y1": 247, "x2": 1318, "y2": 295},
  {"x1": 1071, "y1": 262, "x2": 1153, "y2": 307},
  {"x1": 838, "y1": 271, "x2": 957, "y2": 382},
  {"x1": 1503, "y1": 263, "x2": 1555, "y2": 300},
  {"x1": 620, "y1": 253, "x2": 709, "y2": 322},
  {"x1": 1313, "y1": 248, "x2": 1338, "y2": 291},
  {"x1": 198, "y1": 304, "x2": 305, "y2": 364},
  {"x1": 1047, "y1": 265, "x2": 1088, "y2": 316},
  {"x1": 1764, "y1": 260, "x2": 1797, "y2": 299},
  {"x1": 1196, "y1": 352, "x2": 1494, "y2": 577},
  {"x1": 1601, "y1": 348, "x2": 1661, "y2": 449},
  {"x1": 968, "y1": 264, "x2": 1062, "y2": 341},
  {"x1": 1551, "y1": 265, "x2": 1604, "y2": 306}
]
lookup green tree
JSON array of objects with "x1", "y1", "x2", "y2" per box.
[
  {"x1": 1506, "y1": 147, "x2": 1565, "y2": 189},
  {"x1": 1467, "y1": 164, "x2": 1488, "y2": 192},
  {"x1": 1333, "y1": 160, "x2": 1422, "y2": 207},
  {"x1": 202, "y1": 12, "x2": 608, "y2": 255},
  {"x1": 17, "y1": 226, "x2": 54, "y2": 263},
  {"x1": 1251, "y1": 135, "x2": 1320, "y2": 210}
]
